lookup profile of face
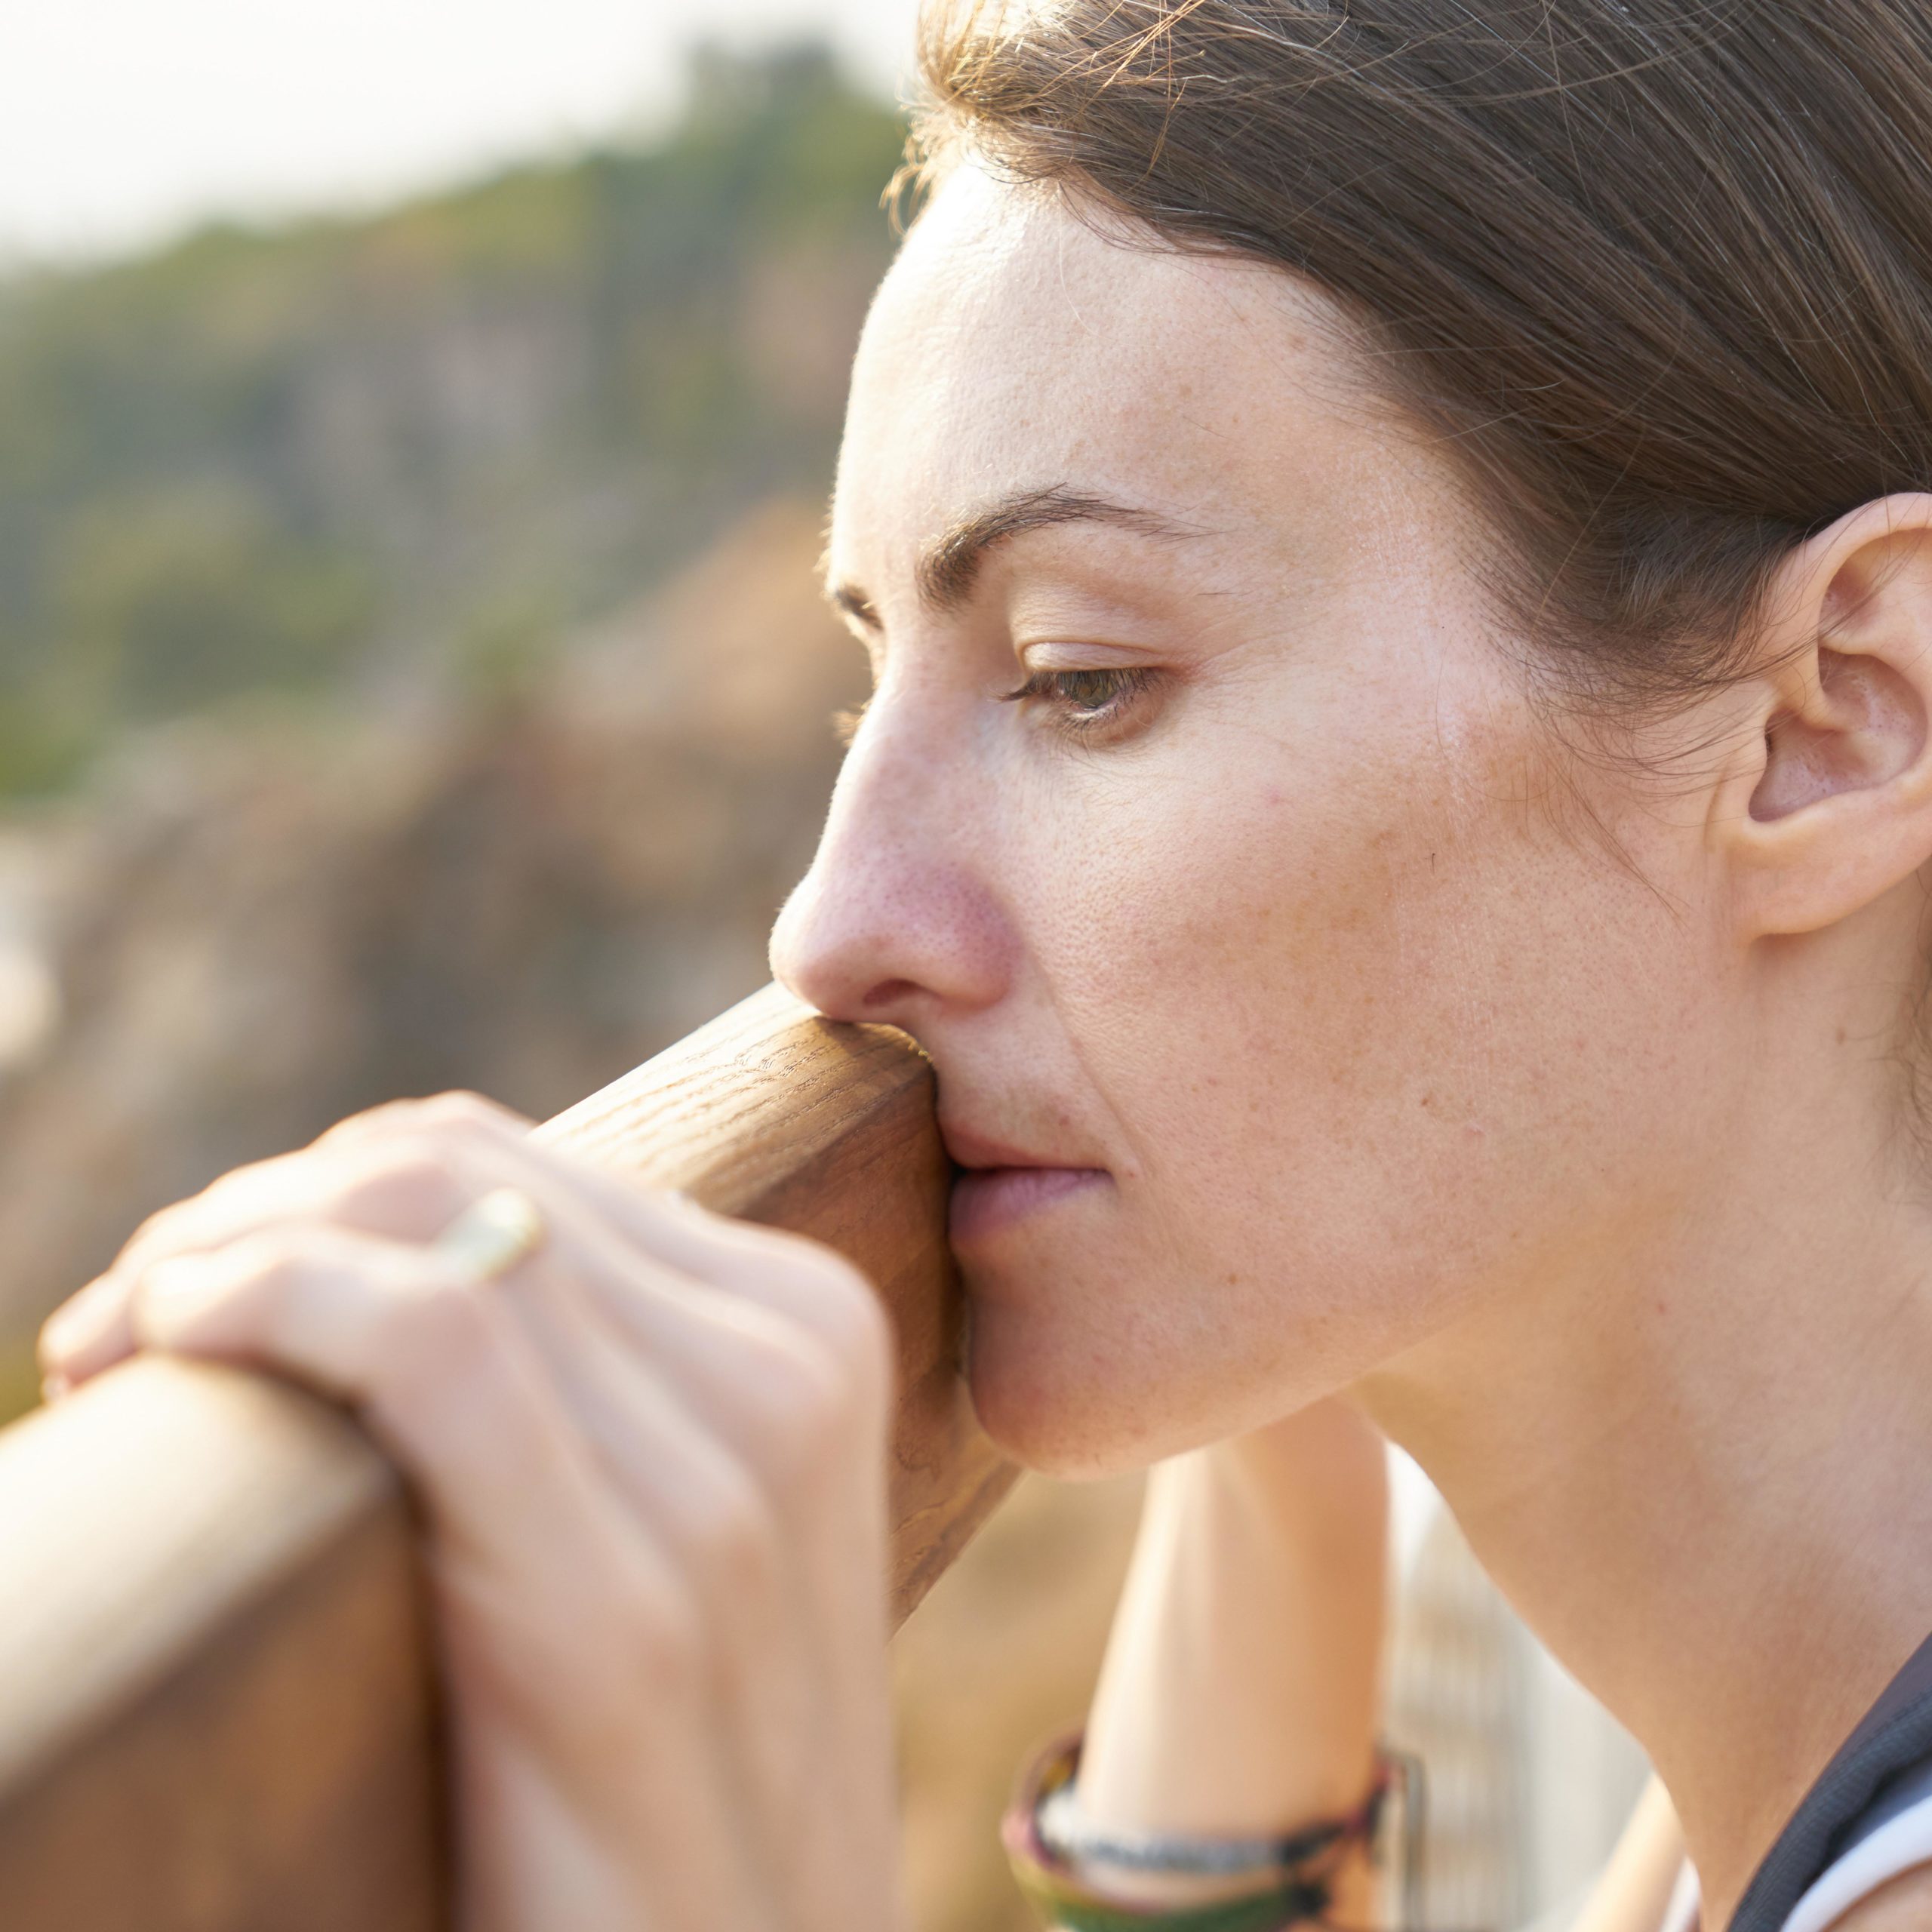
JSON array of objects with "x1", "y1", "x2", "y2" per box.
[{"x1": 769, "y1": 163, "x2": 1929, "y2": 1480}]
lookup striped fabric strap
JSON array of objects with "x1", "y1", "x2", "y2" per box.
[{"x1": 999, "y1": 1729, "x2": 1375, "y2": 1932}]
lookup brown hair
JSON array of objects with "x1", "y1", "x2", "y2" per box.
[{"x1": 909, "y1": 0, "x2": 1932, "y2": 716}]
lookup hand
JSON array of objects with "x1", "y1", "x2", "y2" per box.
[{"x1": 38, "y1": 1092, "x2": 908, "y2": 1932}]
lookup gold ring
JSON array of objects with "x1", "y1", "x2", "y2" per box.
[{"x1": 433, "y1": 1186, "x2": 547, "y2": 1283}]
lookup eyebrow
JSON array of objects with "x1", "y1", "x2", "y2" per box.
[{"x1": 823, "y1": 485, "x2": 1200, "y2": 629}]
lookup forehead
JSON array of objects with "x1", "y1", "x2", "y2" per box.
[{"x1": 832, "y1": 162, "x2": 1383, "y2": 569}]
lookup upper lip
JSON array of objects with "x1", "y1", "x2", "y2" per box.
[{"x1": 938, "y1": 1118, "x2": 1096, "y2": 1173}]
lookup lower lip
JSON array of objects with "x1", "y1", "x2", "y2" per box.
[{"x1": 949, "y1": 1166, "x2": 1108, "y2": 1246}]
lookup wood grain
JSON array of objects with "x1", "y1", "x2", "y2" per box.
[{"x1": 0, "y1": 983, "x2": 1016, "y2": 1929}]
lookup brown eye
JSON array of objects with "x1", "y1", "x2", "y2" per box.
[
  {"x1": 999, "y1": 666, "x2": 1160, "y2": 738},
  {"x1": 1053, "y1": 669, "x2": 1136, "y2": 715}
]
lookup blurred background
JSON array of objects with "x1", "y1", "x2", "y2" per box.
[{"x1": 0, "y1": 8, "x2": 1650, "y2": 1927}]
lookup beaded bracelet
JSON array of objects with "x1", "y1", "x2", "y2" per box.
[{"x1": 999, "y1": 1728, "x2": 1417, "y2": 1932}]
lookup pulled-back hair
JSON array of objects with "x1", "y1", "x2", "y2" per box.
[{"x1": 910, "y1": 0, "x2": 1932, "y2": 715}]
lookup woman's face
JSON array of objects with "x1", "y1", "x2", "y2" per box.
[{"x1": 771, "y1": 165, "x2": 1730, "y2": 1478}]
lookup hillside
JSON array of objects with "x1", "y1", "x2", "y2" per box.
[{"x1": 0, "y1": 44, "x2": 904, "y2": 795}]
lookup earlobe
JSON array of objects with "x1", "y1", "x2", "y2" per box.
[{"x1": 1718, "y1": 495, "x2": 1932, "y2": 940}]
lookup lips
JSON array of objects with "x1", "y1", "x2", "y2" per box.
[
  {"x1": 940, "y1": 1119, "x2": 1109, "y2": 1247},
  {"x1": 949, "y1": 1164, "x2": 1107, "y2": 1245}
]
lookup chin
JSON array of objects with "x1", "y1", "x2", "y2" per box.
[
  {"x1": 959, "y1": 1248, "x2": 1376, "y2": 1478},
  {"x1": 961, "y1": 1293, "x2": 1190, "y2": 1481}
]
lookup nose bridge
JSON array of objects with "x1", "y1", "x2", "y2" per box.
[{"x1": 771, "y1": 690, "x2": 1010, "y2": 1020}]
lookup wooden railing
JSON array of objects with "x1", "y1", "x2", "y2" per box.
[{"x1": 0, "y1": 983, "x2": 1019, "y2": 1929}]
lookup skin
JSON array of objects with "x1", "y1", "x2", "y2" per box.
[
  {"x1": 37, "y1": 157, "x2": 1932, "y2": 1928},
  {"x1": 770, "y1": 162, "x2": 1932, "y2": 1929}
]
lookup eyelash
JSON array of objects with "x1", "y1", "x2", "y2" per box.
[
  {"x1": 999, "y1": 666, "x2": 1160, "y2": 740},
  {"x1": 830, "y1": 666, "x2": 1161, "y2": 750}
]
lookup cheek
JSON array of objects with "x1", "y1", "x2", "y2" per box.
[
  {"x1": 1064, "y1": 723, "x2": 1508, "y2": 1198},
  {"x1": 970, "y1": 701, "x2": 1703, "y2": 1472}
]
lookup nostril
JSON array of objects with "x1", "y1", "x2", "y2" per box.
[{"x1": 860, "y1": 977, "x2": 921, "y2": 1012}]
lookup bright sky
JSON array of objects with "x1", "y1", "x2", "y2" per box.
[{"x1": 0, "y1": 0, "x2": 917, "y2": 266}]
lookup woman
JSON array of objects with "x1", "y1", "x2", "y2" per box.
[{"x1": 38, "y1": 1, "x2": 1932, "y2": 1927}]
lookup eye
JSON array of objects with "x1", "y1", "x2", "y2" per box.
[{"x1": 999, "y1": 666, "x2": 1161, "y2": 740}]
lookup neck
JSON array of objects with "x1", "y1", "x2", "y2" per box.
[{"x1": 1357, "y1": 1099, "x2": 1932, "y2": 1928}]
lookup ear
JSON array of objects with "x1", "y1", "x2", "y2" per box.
[{"x1": 1714, "y1": 494, "x2": 1932, "y2": 940}]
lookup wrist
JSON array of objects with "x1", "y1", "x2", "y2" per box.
[
  {"x1": 1003, "y1": 1728, "x2": 1397, "y2": 1927},
  {"x1": 1204, "y1": 1399, "x2": 1390, "y2": 1531},
  {"x1": 1073, "y1": 1417, "x2": 1389, "y2": 1846}
]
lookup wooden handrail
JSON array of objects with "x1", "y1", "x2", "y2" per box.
[{"x1": 0, "y1": 983, "x2": 1017, "y2": 1929}]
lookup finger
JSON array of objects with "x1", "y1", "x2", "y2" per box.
[
  {"x1": 473, "y1": 1193, "x2": 872, "y2": 1529},
  {"x1": 518, "y1": 1232, "x2": 897, "y2": 1794},
  {"x1": 481, "y1": 1239, "x2": 894, "y2": 1903},
  {"x1": 41, "y1": 1137, "x2": 478, "y2": 1387},
  {"x1": 494, "y1": 1251, "x2": 789, "y2": 1602},
  {"x1": 45, "y1": 1093, "x2": 530, "y2": 1384},
  {"x1": 490, "y1": 1261, "x2": 821, "y2": 1787},
  {"x1": 305, "y1": 1102, "x2": 895, "y2": 1455},
  {"x1": 334, "y1": 1091, "x2": 892, "y2": 1373},
  {"x1": 39, "y1": 1113, "x2": 845, "y2": 1460},
  {"x1": 129, "y1": 1223, "x2": 651, "y2": 1595},
  {"x1": 50, "y1": 1086, "x2": 894, "y2": 1479},
  {"x1": 313, "y1": 1088, "x2": 534, "y2": 1151}
]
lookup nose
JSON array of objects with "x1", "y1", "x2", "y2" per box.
[{"x1": 771, "y1": 705, "x2": 1014, "y2": 1031}]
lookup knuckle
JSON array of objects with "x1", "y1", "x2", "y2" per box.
[
  {"x1": 318, "y1": 1089, "x2": 525, "y2": 1148},
  {"x1": 326, "y1": 1144, "x2": 468, "y2": 1232},
  {"x1": 681, "y1": 1466, "x2": 783, "y2": 1597},
  {"x1": 118, "y1": 1208, "x2": 183, "y2": 1275},
  {"x1": 385, "y1": 1275, "x2": 494, "y2": 1389},
  {"x1": 411, "y1": 1090, "x2": 525, "y2": 1134},
  {"x1": 743, "y1": 1341, "x2": 858, "y2": 1488},
  {"x1": 609, "y1": 1565, "x2": 708, "y2": 1687},
  {"x1": 822, "y1": 1265, "x2": 895, "y2": 1386},
  {"x1": 215, "y1": 1227, "x2": 309, "y2": 1296},
  {"x1": 534, "y1": 1564, "x2": 706, "y2": 1746},
  {"x1": 316, "y1": 1097, "x2": 429, "y2": 1145},
  {"x1": 786, "y1": 1247, "x2": 895, "y2": 1406},
  {"x1": 738, "y1": 1227, "x2": 893, "y2": 1385}
]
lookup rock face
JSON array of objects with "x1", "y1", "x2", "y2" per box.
[{"x1": 0, "y1": 497, "x2": 865, "y2": 1350}]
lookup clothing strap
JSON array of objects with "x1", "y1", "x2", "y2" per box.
[{"x1": 1730, "y1": 1629, "x2": 1932, "y2": 1931}]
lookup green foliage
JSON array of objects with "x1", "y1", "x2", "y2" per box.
[
  {"x1": 0, "y1": 43, "x2": 906, "y2": 798},
  {"x1": 51, "y1": 486, "x2": 378, "y2": 715}
]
